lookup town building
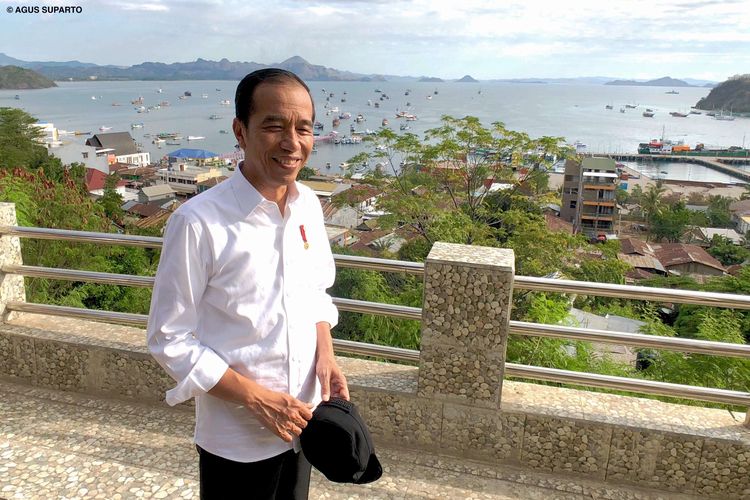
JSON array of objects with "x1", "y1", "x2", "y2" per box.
[
  {"x1": 155, "y1": 164, "x2": 224, "y2": 196},
  {"x1": 559, "y1": 157, "x2": 619, "y2": 238},
  {"x1": 85, "y1": 132, "x2": 151, "y2": 167}
]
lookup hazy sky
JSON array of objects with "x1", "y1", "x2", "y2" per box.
[{"x1": 3, "y1": 0, "x2": 749, "y2": 81}]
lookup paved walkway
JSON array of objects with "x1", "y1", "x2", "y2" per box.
[{"x1": 0, "y1": 380, "x2": 695, "y2": 500}]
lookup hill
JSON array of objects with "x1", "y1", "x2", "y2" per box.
[
  {"x1": 695, "y1": 75, "x2": 750, "y2": 113},
  {"x1": 0, "y1": 65, "x2": 56, "y2": 89},
  {"x1": 1, "y1": 53, "x2": 393, "y2": 82},
  {"x1": 418, "y1": 76, "x2": 444, "y2": 83},
  {"x1": 456, "y1": 75, "x2": 478, "y2": 83},
  {"x1": 605, "y1": 76, "x2": 691, "y2": 87}
]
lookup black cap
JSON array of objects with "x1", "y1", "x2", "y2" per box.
[{"x1": 300, "y1": 398, "x2": 383, "y2": 484}]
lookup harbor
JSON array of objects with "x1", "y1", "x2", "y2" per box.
[{"x1": 608, "y1": 153, "x2": 750, "y2": 183}]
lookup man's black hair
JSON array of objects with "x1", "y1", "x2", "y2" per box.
[{"x1": 235, "y1": 68, "x2": 315, "y2": 126}]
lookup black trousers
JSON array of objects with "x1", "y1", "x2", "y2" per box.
[{"x1": 197, "y1": 446, "x2": 311, "y2": 500}]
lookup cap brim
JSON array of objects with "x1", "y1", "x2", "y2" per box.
[{"x1": 355, "y1": 453, "x2": 383, "y2": 484}]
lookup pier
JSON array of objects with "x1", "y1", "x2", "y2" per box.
[{"x1": 603, "y1": 153, "x2": 750, "y2": 184}]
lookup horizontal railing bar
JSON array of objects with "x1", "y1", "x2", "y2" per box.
[
  {"x1": 6, "y1": 302, "x2": 749, "y2": 404},
  {"x1": 509, "y1": 321, "x2": 750, "y2": 358},
  {"x1": 0, "y1": 226, "x2": 162, "y2": 248},
  {"x1": 333, "y1": 297, "x2": 423, "y2": 321},
  {"x1": 2, "y1": 265, "x2": 155, "y2": 287},
  {"x1": 332, "y1": 254, "x2": 424, "y2": 275},
  {"x1": 3, "y1": 302, "x2": 417, "y2": 363},
  {"x1": 514, "y1": 275, "x2": 750, "y2": 309},
  {"x1": 4, "y1": 225, "x2": 750, "y2": 309},
  {"x1": 332, "y1": 338, "x2": 420, "y2": 363},
  {"x1": 505, "y1": 363, "x2": 750, "y2": 406},
  {"x1": 6, "y1": 302, "x2": 148, "y2": 327}
]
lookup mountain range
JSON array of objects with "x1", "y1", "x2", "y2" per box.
[{"x1": 0, "y1": 53, "x2": 718, "y2": 86}]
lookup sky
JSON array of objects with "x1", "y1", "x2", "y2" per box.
[{"x1": 2, "y1": 0, "x2": 749, "y2": 81}]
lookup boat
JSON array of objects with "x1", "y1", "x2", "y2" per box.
[
  {"x1": 374, "y1": 102, "x2": 380, "y2": 108},
  {"x1": 433, "y1": 90, "x2": 438, "y2": 95},
  {"x1": 400, "y1": 124, "x2": 410, "y2": 131},
  {"x1": 715, "y1": 111, "x2": 735, "y2": 121},
  {"x1": 689, "y1": 110, "x2": 702, "y2": 115},
  {"x1": 131, "y1": 96, "x2": 144, "y2": 105},
  {"x1": 201, "y1": 93, "x2": 209, "y2": 99},
  {"x1": 157, "y1": 88, "x2": 163, "y2": 93},
  {"x1": 645, "y1": 108, "x2": 653, "y2": 112},
  {"x1": 178, "y1": 96, "x2": 187, "y2": 100},
  {"x1": 314, "y1": 121, "x2": 324, "y2": 130},
  {"x1": 665, "y1": 90, "x2": 680, "y2": 94},
  {"x1": 73, "y1": 131, "x2": 91, "y2": 136},
  {"x1": 332, "y1": 118, "x2": 341, "y2": 128},
  {"x1": 426, "y1": 95, "x2": 433, "y2": 100},
  {"x1": 130, "y1": 122, "x2": 144, "y2": 128},
  {"x1": 625, "y1": 104, "x2": 637, "y2": 109},
  {"x1": 99, "y1": 126, "x2": 112, "y2": 131},
  {"x1": 605, "y1": 104, "x2": 613, "y2": 110},
  {"x1": 350, "y1": 124, "x2": 356, "y2": 132},
  {"x1": 187, "y1": 136, "x2": 205, "y2": 141},
  {"x1": 219, "y1": 130, "x2": 229, "y2": 134},
  {"x1": 220, "y1": 99, "x2": 231, "y2": 105},
  {"x1": 166, "y1": 140, "x2": 181, "y2": 145},
  {"x1": 355, "y1": 114, "x2": 365, "y2": 123},
  {"x1": 91, "y1": 96, "x2": 97, "y2": 100},
  {"x1": 669, "y1": 112, "x2": 688, "y2": 117},
  {"x1": 339, "y1": 112, "x2": 352, "y2": 119},
  {"x1": 381, "y1": 118, "x2": 389, "y2": 127},
  {"x1": 367, "y1": 100, "x2": 373, "y2": 106},
  {"x1": 14, "y1": 95, "x2": 20, "y2": 100},
  {"x1": 209, "y1": 114, "x2": 221, "y2": 120},
  {"x1": 642, "y1": 111, "x2": 654, "y2": 118},
  {"x1": 620, "y1": 107, "x2": 625, "y2": 113},
  {"x1": 152, "y1": 138, "x2": 166, "y2": 144},
  {"x1": 184, "y1": 91, "x2": 192, "y2": 97}
]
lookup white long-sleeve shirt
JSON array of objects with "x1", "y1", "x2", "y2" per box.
[{"x1": 146, "y1": 167, "x2": 338, "y2": 463}]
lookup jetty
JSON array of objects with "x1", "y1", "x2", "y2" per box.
[{"x1": 605, "y1": 153, "x2": 750, "y2": 183}]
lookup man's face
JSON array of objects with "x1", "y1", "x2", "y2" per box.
[{"x1": 232, "y1": 81, "x2": 314, "y2": 192}]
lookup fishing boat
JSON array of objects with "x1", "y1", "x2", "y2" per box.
[
  {"x1": 642, "y1": 111, "x2": 654, "y2": 118},
  {"x1": 669, "y1": 112, "x2": 688, "y2": 117},
  {"x1": 605, "y1": 104, "x2": 613, "y2": 110},
  {"x1": 184, "y1": 91, "x2": 192, "y2": 97},
  {"x1": 381, "y1": 118, "x2": 390, "y2": 127},
  {"x1": 187, "y1": 136, "x2": 205, "y2": 141},
  {"x1": 355, "y1": 114, "x2": 365, "y2": 123}
]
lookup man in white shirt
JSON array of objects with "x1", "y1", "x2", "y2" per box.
[{"x1": 147, "y1": 69, "x2": 349, "y2": 499}]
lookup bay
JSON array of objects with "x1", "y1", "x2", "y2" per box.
[{"x1": 3, "y1": 80, "x2": 749, "y2": 181}]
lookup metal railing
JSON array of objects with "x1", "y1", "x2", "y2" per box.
[{"x1": 1, "y1": 225, "x2": 749, "y2": 410}]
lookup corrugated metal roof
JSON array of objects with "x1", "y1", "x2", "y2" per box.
[{"x1": 618, "y1": 253, "x2": 666, "y2": 272}]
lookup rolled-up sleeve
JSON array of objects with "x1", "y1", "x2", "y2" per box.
[{"x1": 146, "y1": 212, "x2": 228, "y2": 405}]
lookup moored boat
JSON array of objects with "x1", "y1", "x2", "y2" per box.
[
  {"x1": 187, "y1": 136, "x2": 205, "y2": 141},
  {"x1": 669, "y1": 112, "x2": 688, "y2": 117},
  {"x1": 642, "y1": 111, "x2": 654, "y2": 117}
]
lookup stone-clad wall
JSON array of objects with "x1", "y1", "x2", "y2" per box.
[{"x1": 1, "y1": 316, "x2": 748, "y2": 497}]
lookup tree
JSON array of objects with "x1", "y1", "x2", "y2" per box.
[
  {"x1": 96, "y1": 173, "x2": 124, "y2": 223},
  {"x1": 706, "y1": 234, "x2": 750, "y2": 266},
  {"x1": 649, "y1": 201, "x2": 691, "y2": 242},
  {"x1": 706, "y1": 195, "x2": 733, "y2": 228},
  {"x1": 297, "y1": 166, "x2": 316, "y2": 180}
]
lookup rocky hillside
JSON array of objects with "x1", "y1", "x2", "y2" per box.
[
  {"x1": 695, "y1": 75, "x2": 750, "y2": 113},
  {"x1": 0, "y1": 65, "x2": 56, "y2": 89}
]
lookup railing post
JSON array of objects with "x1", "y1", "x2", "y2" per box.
[
  {"x1": 418, "y1": 242, "x2": 515, "y2": 407},
  {"x1": 0, "y1": 203, "x2": 25, "y2": 321}
]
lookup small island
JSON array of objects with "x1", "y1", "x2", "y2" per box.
[
  {"x1": 695, "y1": 75, "x2": 750, "y2": 113},
  {"x1": 0, "y1": 65, "x2": 57, "y2": 89},
  {"x1": 418, "y1": 76, "x2": 444, "y2": 83},
  {"x1": 456, "y1": 75, "x2": 478, "y2": 83},
  {"x1": 605, "y1": 76, "x2": 691, "y2": 87}
]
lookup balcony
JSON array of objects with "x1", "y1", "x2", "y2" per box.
[{"x1": 1, "y1": 202, "x2": 748, "y2": 499}]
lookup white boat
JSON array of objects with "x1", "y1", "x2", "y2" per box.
[
  {"x1": 130, "y1": 123, "x2": 144, "y2": 129},
  {"x1": 99, "y1": 126, "x2": 112, "y2": 131},
  {"x1": 715, "y1": 111, "x2": 735, "y2": 121},
  {"x1": 220, "y1": 99, "x2": 231, "y2": 105},
  {"x1": 201, "y1": 93, "x2": 209, "y2": 99},
  {"x1": 157, "y1": 88, "x2": 163, "y2": 93},
  {"x1": 187, "y1": 136, "x2": 205, "y2": 141},
  {"x1": 91, "y1": 96, "x2": 97, "y2": 100},
  {"x1": 152, "y1": 138, "x2": 166, "y2": 144}
]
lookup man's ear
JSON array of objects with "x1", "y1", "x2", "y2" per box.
[{"x1": 232, "y1": 117, "x2": 246, "y2": 150}]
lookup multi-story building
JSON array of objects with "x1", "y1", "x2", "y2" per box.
[
  {"x1": 155, "y1": 164, "x2": 224, "y2": 196},
  {"x1": 559, "y1": 157, "x2": 619, "y2": 238}
]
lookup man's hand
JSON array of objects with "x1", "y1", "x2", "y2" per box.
[
  {"x1": 246, "y1": 386, "x2": 313, "y2": 443},
  {"x1": 316, "y1": 354, "x2": 349, "y2": 402}
]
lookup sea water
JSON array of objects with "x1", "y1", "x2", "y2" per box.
[{"x1": 2, "y1": 80, "x2": 749, "y2": 182}]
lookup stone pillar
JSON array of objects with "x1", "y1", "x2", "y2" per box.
[
  {"x1": 0, "y1": 203, "x2": 25, "y2": 321},
  {"x1": 418, "y1": 242, "x2": 515, "y2": 408}
]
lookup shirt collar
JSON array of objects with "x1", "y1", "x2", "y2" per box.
[{"x1": 230, "y1": 161, "x2": 301, "y2": 216}]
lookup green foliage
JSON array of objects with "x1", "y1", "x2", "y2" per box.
[
  {"x1": 707, "y1": 234, "x2": 750, "y2": 266},
  {"x1": 706, "y1": 195, "x2": 733, "y2": 227},
  {"x1": 297, "y1": 166, "x2": 316, "y2": 180},
  {"x1": 648, "y1": 201, "x2": 691, "y2": 242}
]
